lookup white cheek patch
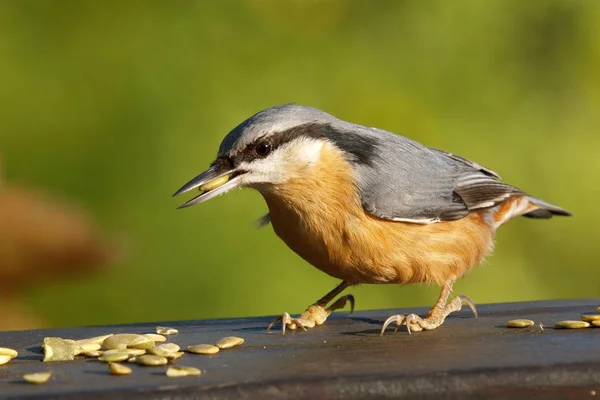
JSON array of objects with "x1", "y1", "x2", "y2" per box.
[{"x1": 238, "y1": 138, "x2": 325, "y2": 186}]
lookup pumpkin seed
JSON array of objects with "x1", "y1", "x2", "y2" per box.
[
  {"x1": 555, "y1": 320, "x2": 590, "y2": 329},
  {"x1": 215, "y1": 336, "x2": 244, "y2": 349},
  {"x1": 200, "y1": 174, "x2": 230, "y2": 191},
  {"x1": 146, "y1": 347, "x2": 183, "y2": 359},
  {"x1": 156, "y1": 326, "x2": 178, "y2": 335},
  {"x1": 99, "y1": 352, "x2": 130, "y2": 363},
  {"x1": 75, "y1": 334, "x2": 113, "y2": 346},
  {"x1": 83, "y1": 351, "x2": 102, "y2": 358},
  {"x1": 103, "y1": 348, "x2": 146, "y2": 357},
  {"x1": 135, "y1": 355, "x2": 168, "y2": 366},
  {"x1": 592, "y1": 320, "x2": 600, "y2": 327},
  {"x1": 156, "y1": 343, "x2": 180, "y2": 353},
  {"x1": 78, "y1": 343, "x2": 102, "y2": 353},
  {"x1": 23, "y1": 373, "x2": 51, "y2": 384},
  {"x1": 507, "y1": 319, "x2": 535, "y2": 328},
  {"x1": 108, "y1": 362, "x2": 132, "y2": 375},
  {"x1": 166, "y1": 366, "x2": 202, "y2": 377},
  {"x1": 0, "y1": 355, "x2": 11, "y2": 365},
  {"x1": 581, "y1": 314, "x2": 600, "y2": 322},
  {"x1": 0, "y1": 347, "x2": 18, "y2": 358},
  {"x1": 103, "y1": 334, "x2": 154, "y2": 350},
  {"x1": 187, "y1": 344, "x2": 219, "y2": 355},
  {"x1": 43, "y1": 337, "x2": 79, "y2": 362},
  {"x1": 143, "y1": 334, "x2": 166, "y2": 342}
]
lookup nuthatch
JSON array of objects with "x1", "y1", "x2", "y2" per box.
[{"x1": 174, "y1": 104, "x2": 571, "y2": 335}]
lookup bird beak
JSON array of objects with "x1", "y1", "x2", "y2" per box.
[{"x1": 173, "y1": 163, "x2": 244, "y2": 209}]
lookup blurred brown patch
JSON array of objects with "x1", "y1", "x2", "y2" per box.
[{"x1": 0, "y1": 182, "x2": 117, "y2": 331}]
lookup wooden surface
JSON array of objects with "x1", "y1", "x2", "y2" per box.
[{"x1": 1, "y1": 299, "x2": 600, "y2": 400}]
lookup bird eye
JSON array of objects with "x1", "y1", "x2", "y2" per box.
[{"x1": 254, "y1": 141, "x2": 272, "y2": 157}]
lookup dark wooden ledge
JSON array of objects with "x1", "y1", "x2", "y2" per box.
[{"x1": 1, "y1": 299, "x2": 600, "y2": 400}]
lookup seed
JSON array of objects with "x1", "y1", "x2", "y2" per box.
[
  {"x1": 157, "y1": 343, "x2": 180, "y2": 353},
  {"x1": 555, "y1": 320, "x2": 590, "y2": 329},
  {"x1": 99, "y1": 352, "x2": 130, "y2": 362},
  {"x1": 581, "y1": 315, "x2": 600, "y2": 322},
  {"x1": 108, "y1": 362, "x2": 132, "y2": 375},
  {"x1": 215, "y1": 336, "x2": 244, "y2": 349},
  {"x1": 75, "y1": 334, "x2": 114, "y2": 346},
  {"x1": 507, "y1": 319, "x2": 535, "y2": 328},
  {"x1": 83, "y1": 351, "x2": 102, "y2": 358},
  {"x1": 143, "y1": 334, "x2": 166, "y2": 342},
  {"x1": 128, "y1": 357, "x2": 137, "y2": 363},
  {"x1": 592, "y1": 320, "x2": 600, "y2": 327},
  {"x1": 23, "y1": 372, "x2": 51, "y2": 384},
  {"x1": 146, "y1": 346, "x2": 183, "y2": 359},
  {"x1": 103, "y1": 334, "x2": 154, "y2": 350},
  {"x1": 103, "y1": 348, "x2": 146, "y2": 357},
  {"x1": 166, "y1": 366, "x2": 202, "y2": 377},
  {"x1": 200, "y1": 174, "x2": 230, "y2": 192},
  {"x1": 187, "y1": 344, "x2": 220, "y2": 355},
  {"x1": 135, "y1": 355, "x2": 168, "y2": 366},
  {"x1": 43, "y1": 337, "x2": 79, "y2": 362},
  {"x1": 156, "y1": 326, "x2": 178, "y2": 335},
  {"x1": 0, "y1": 347, "x2": 18, "y2": 358},
  {"x1": 0, "y1": 355, "x2": 11, "y2": 365},
  {"x1": 78, "y1": 343, "x2": 102, "y2": 353}
]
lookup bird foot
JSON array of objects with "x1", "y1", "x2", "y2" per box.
[
  {"x1": 267, "y1": 294, "x2": 355, "y2": 335},
  {"x1": 380, "y1": 295, "x2": 477, "y2": 335}
]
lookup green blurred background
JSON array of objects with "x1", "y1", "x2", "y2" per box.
[{"x1": 0, "y1": 0, "x2": 597, "y2": 328}]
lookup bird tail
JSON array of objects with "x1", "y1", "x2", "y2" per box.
[{"x1": 522, "y1": 197, "x2": 572, "y2": 219}]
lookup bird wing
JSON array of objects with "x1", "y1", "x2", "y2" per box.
[{"x1": 350, "y1": 128, "x2": 523, "y2": 223}]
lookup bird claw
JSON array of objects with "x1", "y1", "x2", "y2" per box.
[
  {"x1": 267, "y1": 312, "x2": 308, "y2": 335},
  {"x1": 380, "y1": 314, "x2": 406, "y2": 335}
]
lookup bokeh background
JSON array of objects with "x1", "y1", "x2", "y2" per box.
[{"x1": 0, "y1": 0, "x2": 598, "y2": 330}]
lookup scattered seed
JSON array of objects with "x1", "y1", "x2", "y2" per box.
[
  {"x1": 43, "y1": 337, "x2": 79, "y2": 362},
  {"x1": 75, "y1": 334, "x2": 113, "y2": 346},
  {"x1": 103, "y1": 334, "x2": 154, "y2": 350},
  {"x1": 143, "y1": 334, "x2": 166, "y2": 342},
  {"x1": 83, "y1": 351, "x2": 102, "y2": 358},
  {"x1": 0, "y1": 347, "x2": 18, "y2": 359},
  {"x1": 99, "y1": 352, "x2": 130, "y2": 363},
  {"x1": 135, "y1": 355, "x2": 168, "y2": 366},
  {"x1": 581, "y1": 315, "x2": 600, "y2": 322},
  {"x1": 200, "y1": 174, "x2": 230, "y2": 191},
  {"x1": 23, "y1": 373, "x2": 51, "y2": 384},
  {"x1": 128, "y1": 357, "x2": 137, "y2": 363},
  {"x1": 103, "y1": 348, "x2": 146, "y2": 357},
  {"x1": 507, "y1": 319, "x2": 535, "y2": 328},
  {"x1": 78, "y1": 343, "x2": 102, "y2": 353},
  {"x1": 156, "y1": 343, "x2": 180, "y2": 353},
  {"x1": 166, "y1": 366, "x2": 202, "y2": 377},
  {"x1": 108, "y1": 362, "x2": 132, "y2": 375},
  {"x1": 0, "y1": 355, "x2": 11, "y2": 366},
  {"x1": 187, "y1": 344, "x2": 220, "y2": 355},
  {"x1": 146, "y1": 347, "x2": 183, "y2": 359},
  {"x1": 592, "y1": 320, "x2": 600, "y2": 327},
  {"x1": 215, "y1": 336, "x2": 244, "y2": 349},
  {"x1": 156, "y1": 326, "x2": 178, "y2": 336},
  {"x1": 555, "y1": 320, "x2": 590, "y2": 329}
]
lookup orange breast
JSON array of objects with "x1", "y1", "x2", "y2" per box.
[{"x1": 260, "y1": 144, "x2": 495, "y2": 286}]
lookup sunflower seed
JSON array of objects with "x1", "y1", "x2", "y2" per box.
[
  {"x1": 555, "y1": 320, "x2": 590, "y2": 329},
  {"x1": 23, "y1": 373, "x2": 51, "y2": 384},
  {"x1": 103, "y1": 334, "x2": 154, "y2": 350},
  {"x1": 215, "y1": 336, "x2": 244, "y2": 349},
  {"x1": 0, "y1": 355, "x2": 11, "y2": 365},
  {"x1": 108, "y1": 362, "x2": 132, "y2": 375},
  {"x1": 507, "y1": 319, "x2": 535, "y2": 328},
  {"x1": 166, "y1": 366, "x2": 202, "y2": 377},
  {"x1": 156, "y1": 326, "x2": 178, "y2": 335},
  {"x1": 143, "y1": 334, "x2": 166, "y2": 342},
  {"x1": 187, "y1": 344, "x2": 220, "y2": 355},
  {"x1": 135, "y1": 355, "x2": 168, "y2": 366},
  {"x1": 581, "y1": 314, "x2": 600, "y2": 322},
  {"x1": 0, "y1": 347, "x2": 18, "y2": 358}
]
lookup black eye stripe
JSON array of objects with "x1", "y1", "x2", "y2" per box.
[{"x1": 233, "y1": 123, "x2": 379, "y2": 166}]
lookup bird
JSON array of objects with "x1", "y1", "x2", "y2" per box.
[{"x1": 173, "y1": 104, "x2": 571, "y2": 335}]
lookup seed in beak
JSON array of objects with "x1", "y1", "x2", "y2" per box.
[{"x1": 200, "y1": 174, "x2": 230, "y2": 192}]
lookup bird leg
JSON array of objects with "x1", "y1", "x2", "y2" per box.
[
  {"x1": 267, "y1": 281, "x2": 354, "y2": 335},
  {"x1": 380, "y1": 280, "x2": 477, "y2": 335}
]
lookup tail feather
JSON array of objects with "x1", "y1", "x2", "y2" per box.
[{"x1": 523, "y1": 197, "x2": 572, "y2": 219}]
